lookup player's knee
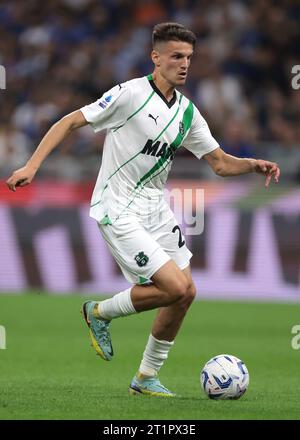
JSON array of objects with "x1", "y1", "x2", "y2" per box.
[
  {"x1": 170, "y1": 278, "x2": 190, "y2": 303},
  {"x1": 174, "y1": 280, "x2": 196, "y2": 308},
  {"x1": 185, "y1": 282, "x2": 197, "y2": 305}
]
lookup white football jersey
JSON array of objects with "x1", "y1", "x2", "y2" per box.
[{"x1": 81, "y1": 75, "x2": 219, "y2": 224}]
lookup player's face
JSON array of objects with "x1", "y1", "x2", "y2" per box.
[{"x1": 152, "y1": 41, "x2": 194, "y2": 86}]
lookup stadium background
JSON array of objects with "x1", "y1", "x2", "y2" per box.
[{"x1": 0, "y1": 0, "x2": 300, "y2": 420}]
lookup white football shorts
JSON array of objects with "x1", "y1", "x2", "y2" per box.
[{"x1": 98, "y1": 209, "x2": 192, "y2": 285}]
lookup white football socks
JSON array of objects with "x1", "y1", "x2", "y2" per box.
[
  {"x1": 98, "y1": 288, "x2": 136, "y2": 320},
  {"x1": 138, "y1": 334, "x2": 174, "y2": 378}
]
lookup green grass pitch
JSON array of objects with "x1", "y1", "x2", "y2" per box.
[{"x1": 0, "y1": 293, "x2": 299, "y2": 420}]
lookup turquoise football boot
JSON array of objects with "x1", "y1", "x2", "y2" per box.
[
  {"x1": 81, "y1": 301, "x2": 113, "y2": 361},
  {"x1": 129, "y1": 373, "x2": 175, "y2": 397}
]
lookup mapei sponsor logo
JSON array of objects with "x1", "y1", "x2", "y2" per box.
[
  {"x1": 141, "y1": 139, "x2": 177, "y2": 161},
  {"x1": 98, "y1": 94, "x2": 113, "y2": 109}
]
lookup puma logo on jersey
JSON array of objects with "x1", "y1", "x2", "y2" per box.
[
  {"x1": 141, "y1": 139, "x2": 176, "y2": 160},
  {"x1": 148, "y1": 113, "x2": 159, "y2": 125}
]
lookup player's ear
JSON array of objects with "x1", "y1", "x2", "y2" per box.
[{"x1": 151, "y1": 49, "x2": 160, "y2": 67}]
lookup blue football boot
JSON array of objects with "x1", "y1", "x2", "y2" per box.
[
  {"x1": 81, "y1": 301, "x2": 113, "y2": 361},
  {"x1": 129, "y1": 373, "x2": 175, "y2": 397}
]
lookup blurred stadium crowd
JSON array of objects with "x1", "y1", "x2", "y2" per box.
[{"x1": 0, "y1": 0, "x2": 300, "y2": 180}]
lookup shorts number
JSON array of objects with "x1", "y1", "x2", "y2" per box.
[{"x1": 172, "y1": 225, "x2": 185, "y2": 248}]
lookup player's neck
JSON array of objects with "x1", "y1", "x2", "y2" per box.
[{"x1": 151, "y1": 72, "x2": 175, "y2": 103}]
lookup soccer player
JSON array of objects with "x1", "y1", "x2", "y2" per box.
[{"x1": 7, "y1": 23, "x2": 280, "y2": 397}]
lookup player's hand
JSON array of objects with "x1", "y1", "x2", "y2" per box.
[
  {"x1": 6, "y1": 165, "x2": 37, "y2": 192},
  {"x1": 253, "y1": 160, "x2": 280, "y2": 188}
]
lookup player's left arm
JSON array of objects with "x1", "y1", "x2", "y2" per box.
[{"x1": 203, "y1": 147, "x2": 280, "y2": 188}]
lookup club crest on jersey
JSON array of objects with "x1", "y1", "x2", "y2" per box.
[
  {"x1": 179, "y1": 120, "x2": 185, "y2": 136},
  {"x1": 135, "y1": 252, "x2": 149, "y2": 267}
]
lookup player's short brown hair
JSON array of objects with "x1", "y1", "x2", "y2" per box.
[{"x1": 152, "y1": 22, "x2": 196, "y2": 48}]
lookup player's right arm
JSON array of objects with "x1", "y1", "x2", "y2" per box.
[
  {"x1": 6, "y1": 110, "x2": 88, "y2": 192},
  {"x1": 7, "y1": 82, "x2": 130, "y2": 192}
]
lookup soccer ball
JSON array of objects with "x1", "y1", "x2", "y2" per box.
[{"x1": 200, "y1": 354, "x2": 249, "y2": 400}]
